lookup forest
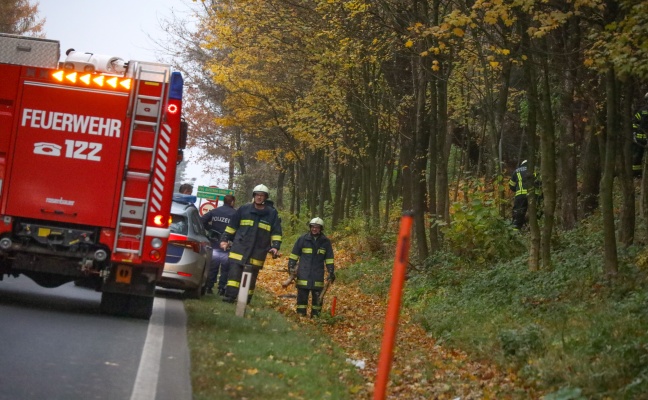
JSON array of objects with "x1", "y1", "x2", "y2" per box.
[{"x1": 160, "y1": 0, "x2": 648, "y2": 273}]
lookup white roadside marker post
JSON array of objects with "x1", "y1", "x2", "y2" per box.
[{"x1": 235, "y1": 265, "x2": 253, "y2": 317}]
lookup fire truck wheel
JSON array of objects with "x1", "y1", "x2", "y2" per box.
[
  {"x1": 129, "y1": 295, "x2": 154, "y2": 319},
  {"x1": 100, "y1": 292, "x2": 153, "y2": 319},
  {"x1": 100, "y1": 292, "x2": 129, "y2": 316}
]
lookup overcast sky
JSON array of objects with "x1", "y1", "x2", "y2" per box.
[
  {"x1": 36, "y1": 0, "x2": 225, "y2": 194},
  {"x1": 37, "y1": 0, "x2": 184, "y2": 62}
]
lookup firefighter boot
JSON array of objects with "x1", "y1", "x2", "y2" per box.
[{"x1": 222, "y1": 285, "x2": 237, "y2": 303}]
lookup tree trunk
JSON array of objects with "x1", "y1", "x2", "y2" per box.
[
  {"x1": 601, "y1": 67, "x2": 619, "y2": 275},
  {"x1": 559, "y1": 18, "x2": 579, "y2": 230},
  {"x1": 413, "y1": 57, "x2": 429, "y2": 261},
  {"x1": 520, "y1": 14, "x2": 541, "y2": 271},
  {"x1": 437, "y1": 74, "x2": 452, "y2": 223},
  {"x1": 539, "y1": 38, "x2": 556, "y2": 269},
  {"x1": 580, "y1": 122, "x2": 601, "y2": 217},
  {"x1": 276, "y1": 161, "x2": 285, "y2": 210},
  {"x1": 618, "y1": 81, "x2": 635, "y2": 246},
  {"x1": 332, "y1": 159, "x2": 345, "y2": 229}
]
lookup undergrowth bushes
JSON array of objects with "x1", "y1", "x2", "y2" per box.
[{"x1": 340, "y1": 206, "x2": 648, "y2": 398}]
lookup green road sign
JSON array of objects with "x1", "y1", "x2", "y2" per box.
[
  {"x1": 197, "y1": 186, "x2": 233, "y2": 199},
  {"x1": 197, "y1": 193, "x2": 220, "y2": 200}
]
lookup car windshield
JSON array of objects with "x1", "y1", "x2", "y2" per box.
[{"x1": 169, "y1": 213, "x2": 189, "y2": 235}]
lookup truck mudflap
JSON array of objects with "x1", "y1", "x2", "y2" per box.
[{"x1": 100, "y1": 263, "x2": 159, "y2": 319}]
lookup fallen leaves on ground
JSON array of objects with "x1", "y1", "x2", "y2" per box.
[{"x1": 260, "y1": 256, "x2": 540, "y2": 399}]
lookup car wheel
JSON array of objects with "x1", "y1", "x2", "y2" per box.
[
  {"x1": 185, "y1": 284, "x2": 201, "y2": 299},
  {"x1": 185, "y1": 263, "x2": 206, "y2": 299}
]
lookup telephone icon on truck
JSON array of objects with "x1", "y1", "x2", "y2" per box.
[{"x1": 33, "y1": 142, "x2": 62, "y2": 156}]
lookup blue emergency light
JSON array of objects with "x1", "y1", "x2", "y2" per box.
[{"x1": 169, "y1": 71, "x2": 183, "y2": 100}]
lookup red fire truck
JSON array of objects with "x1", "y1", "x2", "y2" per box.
[{"x1": 0, "y1": 33, "x2": 187, "y2": 319}]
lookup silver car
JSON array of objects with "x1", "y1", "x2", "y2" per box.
[{"x1": 157, "y1": 195, "x2": 212, "y2": 298}]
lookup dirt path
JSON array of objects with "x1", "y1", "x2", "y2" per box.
[{"x1": 260, "y1": 258, "x2": 539, "y2": 399}]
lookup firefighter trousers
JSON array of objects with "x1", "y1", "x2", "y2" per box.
[
  {"x1": 512, "y1": 194, "x2": 528, "y2": 230},
  {"x1": 224, "y1": 263, "x2": 260, "y2": 304},
  {"x1": 297, "y1": 288, "x2": 323, "y2": 317},
  {"x1": 632, "y1": 142, "x2": 645, "y2": 177}
]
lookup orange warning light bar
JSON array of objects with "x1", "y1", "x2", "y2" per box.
[
  {"x1": 65, "y1": 72, "x2": 77, "y2": 83},
  {"x1": 50, "y1": 70, "x2": 132, "y2": 91},
  {"x1": 119, "y1": 79, "x2": 132, "y2": 90}
]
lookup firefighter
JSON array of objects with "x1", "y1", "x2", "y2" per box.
[
  {"x1": 220, "y1": 184, "x2": 282, "y2": 303},
  {"x1": 632, "y1": 92, "x2": 648, "y2": 177},
  {"x1": 287, "y1": 217, "x2": 335, "y2": 317},
  {"x1": 508, "y1": 160, "x2": 540, "y2": 230},
  {"x1": 201, "y1": 194, "x2": 236, "y2": 296}
]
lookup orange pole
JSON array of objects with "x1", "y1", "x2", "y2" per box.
[
  {"x1": 373, "y1": 212, "x2": 413, "y2": 400},
  {"x1": 331, "y1": 296, "x2": 337, "y2": 316}
]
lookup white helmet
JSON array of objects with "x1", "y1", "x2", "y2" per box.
[
  {"x1": 309, "y1": 217, "x2": 324, "y2": 229},
  {"x1": 252, "y1": 184, "x2": 269, "y2": 198}
]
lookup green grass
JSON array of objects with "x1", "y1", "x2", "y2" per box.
[{"x1": 185, "y1": 291, "x2": 365, "y2": 400}]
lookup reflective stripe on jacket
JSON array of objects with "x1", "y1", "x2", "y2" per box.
[
  {"x1": 633, "y1": 107, "x2": 648, "y2": 145},
  {"x1": 508, "y1": 165, "x2": 539, "y2": 197}
]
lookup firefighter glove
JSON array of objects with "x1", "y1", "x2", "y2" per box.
[
  {"x1": 288, "y1": 260, "x2": 297, "y2": 275},
  {"x1": 328, "y1": 270, "x2": 336, "y2": 283}
]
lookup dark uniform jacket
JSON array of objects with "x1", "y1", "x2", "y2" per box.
[
  {"x1": 201, "y1": 204, "x2": 236, "y2": 244},
  {"x1": 289, "y1": 233, "x2": 334, "y2": 290},
  {"x1": 633, "y1": 105, "x2": 648, "y2": 146},
  {"x1": 509, "y1": 165, "x2": 538, "y2": 197},
  {"x1": 221, "y1": 201, "x2": 282, "y2": 268}
]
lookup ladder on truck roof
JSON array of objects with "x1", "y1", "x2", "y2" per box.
[{"x1": 113, "y1": 62, "x2": 170, "y2": 257}]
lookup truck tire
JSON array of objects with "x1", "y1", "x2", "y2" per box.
[
  {"x1": 100, "y1": 292, "x2": 153, "y2": 319},
  {"x1": 100, "y1": 292, "x2": 129, "y2": 316},
  {"x1": 128, "y1": 295, "x2": 154, "y2": 319}
]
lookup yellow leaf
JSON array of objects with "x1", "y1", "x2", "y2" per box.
[
  {"x1": 405, "y1": 40, "x2": 413, "y2": 48},
  {"x1": 490, "y1": 61, "x2": 500, "y2": 68},
  {"x1": 452, "y1": 27, "x2": 464, "y2": 37},
  {"x1": 245, "y1": 368, "x2": 259, "y2": 375}
]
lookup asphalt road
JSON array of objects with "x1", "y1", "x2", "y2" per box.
[{"x1": 0, "y1": 276, "x2": 192, "y2": 400}]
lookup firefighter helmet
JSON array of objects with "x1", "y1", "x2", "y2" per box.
[
  {"x1": 520, "y1": 160, "x2": 527, "y2": 166},
  {"x1": 309, "y1": 217, "x2": 324, "y2": 229},
  {"x1": 644, "y1": 92, "x2": 648, "y2": 101},
  {"x1": 252, "y1": 184, "x2": 269, "y2": 198}
]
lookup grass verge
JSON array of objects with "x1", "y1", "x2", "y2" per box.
[{"x1": 185, "y1": 290, "x2": 365, "y2": 399}]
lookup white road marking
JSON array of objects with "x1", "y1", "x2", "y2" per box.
[{"x1": 130, "y1": 297, "x2": 165, "y2": 400}]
